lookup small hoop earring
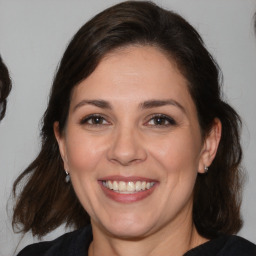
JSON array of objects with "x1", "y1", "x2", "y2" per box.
[
  {"x1": 204, "y1": 166, "x2": 209, "y2": 173},
  {"x1": 65, "y1": 170, "x2": 70, "y2": 183}
]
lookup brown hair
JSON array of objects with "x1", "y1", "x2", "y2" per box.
[
  {"x1": 12, "y1": 1, "x2": 243, "y2": 239},
  {"x1": 0, "y1": 55, "x2": 12, "y2": 120}
]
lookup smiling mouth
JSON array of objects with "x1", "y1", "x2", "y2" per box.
[{"x1": 102, "y1": 180, "x2": 155, "y2": 193}]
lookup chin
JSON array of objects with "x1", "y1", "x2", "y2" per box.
[
  {"x1": 100, "y1": 217, "x2": 155, "y2": 239},
  {"x1": 108, "y1": 226, "x2": 152, "y2": 239}
]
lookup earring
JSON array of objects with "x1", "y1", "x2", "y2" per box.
[
  {"x1": 204, "y1": 166, "x2": 209, "y2": 173},
  {"x1": 65, "y1": 170, "x2": 70, "y2": 183}
]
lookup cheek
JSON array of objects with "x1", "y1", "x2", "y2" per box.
[
  {"x1": 65, "y1": 131, "x2": 105, "y2": 176},
  {"x1": 150, "y1": 130, "x2": 201, "y2": 197},
  {"x1": 150, "y1": 131, "x2": 201, "y2": 173},
  {"x1": 64, "y1": 131, "x2": 106, "y2": 214}
]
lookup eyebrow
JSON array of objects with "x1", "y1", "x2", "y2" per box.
[
  {"x1": 140, "y1": 99, "x2": 186, "y2": 113},
  {"x1": 73, "y1": 99, "x2": 185, "y2": 113},
  {"x1": 73, "y1": 100, "x2": 112, "y2": 112}
]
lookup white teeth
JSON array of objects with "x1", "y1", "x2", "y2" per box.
[
  {"x1": 135, "y1": 181, "x2": 142, "y2": 191},
  {"x1": 113, "y1": 181, "x2": 118, "y2": 191},
  {"x1": 119, "y1": 181, "x2": 126, "y2": 192},
  {"x1": 107, "y1": 180, "x2": 113, "y2": 189},
  {"x1": 103, "y1": 180, "x2": 155, "y2": 193},
  {"x1": 127, "y1": 181, "x2": 135, "y2": 192}
]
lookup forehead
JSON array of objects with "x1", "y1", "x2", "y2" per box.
[{"x1": 71, "y1": 45, "x2": 193, "y2": 105}]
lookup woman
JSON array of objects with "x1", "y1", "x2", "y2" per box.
[
  {"x1": 0, "y1": 55, "x2": 12, "y2": 121},
  {"x1": 13, "y1": 1, "x2": 256, "y2": 255}
]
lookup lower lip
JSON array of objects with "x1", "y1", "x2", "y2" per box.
[{"x1": 99, "y1": 182, "x2": 157, "y2": 203}]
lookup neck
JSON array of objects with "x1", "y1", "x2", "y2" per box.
[{"x1": 88, "y1": 214, "x2": 208, "y2": 256}]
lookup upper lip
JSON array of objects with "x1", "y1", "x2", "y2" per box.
[{"x1": 99, "y1": 175, "x2": 157, "y2": 182}]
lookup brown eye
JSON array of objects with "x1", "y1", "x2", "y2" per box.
[
  {"x1": 147, "y1": 115, "x2": 176, "y2": 127},
  {"x1": 80, "y1": 115, "x2": 109, "y2": 125},
  {"x1": 153, "y1": 117, "x2": 168, "y2": 125},
  {"x1": 89, "y1": 116, "x2": 105, "y2": 125}
]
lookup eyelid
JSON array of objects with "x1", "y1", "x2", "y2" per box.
[
  {"x1": 144, "y1": 114, "x2": 177, "y2": 126},
  {"x1": 79, "y1": 113, "x2": 176, "y2": 127},
  {"x1": 79, "y1": 114, "x2": 111, "y2": 126}
]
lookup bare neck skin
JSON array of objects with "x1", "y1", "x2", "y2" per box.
[{"x1": 88, "y1": 203, "x2": 208, "y2": 256}]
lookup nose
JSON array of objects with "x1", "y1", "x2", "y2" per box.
[{"x1": 107, "y1": 126, "x2": 147, "y2": 166}]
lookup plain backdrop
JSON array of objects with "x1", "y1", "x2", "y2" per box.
[{"x1": 0, "y1": 0, "x2": 256, "y2": 255}]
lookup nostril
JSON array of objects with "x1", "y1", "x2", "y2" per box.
[
  {"x1": 107, "y1": 145, "x2": 147, "y2": 166},
  {"x1": 106, "y1": 129, "x2": 147, "y2": 165}
]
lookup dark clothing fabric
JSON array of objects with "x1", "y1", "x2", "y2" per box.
[
  {"x1": 184, "y1": 235, "x2": 256, "y2": 256},
  {"x1": 17, "y1": 226, "x2": 256, "y2": 256},
  {"x1": 17, "y1": 226, "x2": 93, "y2": 256}
]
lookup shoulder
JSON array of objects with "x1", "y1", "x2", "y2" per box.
[
  {"x1": 16, "y1": 226, "x2": 92, "y2": 256},
  {"x1": 218, "y1": 235, "x2": 256, "y2": 256}
]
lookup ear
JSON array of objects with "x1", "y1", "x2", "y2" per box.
[
  {"x1": 198, "y1": 118, "x2": 222, "y2": 173},
  {"x1": 53, "y1": 122, "x2": 69, "y2": 171}
]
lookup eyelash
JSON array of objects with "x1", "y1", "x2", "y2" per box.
[
  {"x1": 80, "y1": 114, "x2": 110, "y2": 126},
  {"x1": 80, "y1": 114, "x2": 176, "y2": 128},
  {"x1": 145, "y1": 114, "x2": 177, "y2": 127}
]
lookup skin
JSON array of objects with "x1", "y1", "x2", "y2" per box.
[{"x1": 54, "y1": 45, "x2": 221, "y2": 256}]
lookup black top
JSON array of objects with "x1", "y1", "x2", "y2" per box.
[{"x1": 17, "y1": 226, "x2": 256, "y2": 256}]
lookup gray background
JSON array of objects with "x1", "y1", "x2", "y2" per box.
[{"x1": 0, "y1": 0, "x2": 255, "y2": 255}]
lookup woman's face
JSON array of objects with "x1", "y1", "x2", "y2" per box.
[{"x1": 55, "y1": 46, "x2": 216, "y2": 239}]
